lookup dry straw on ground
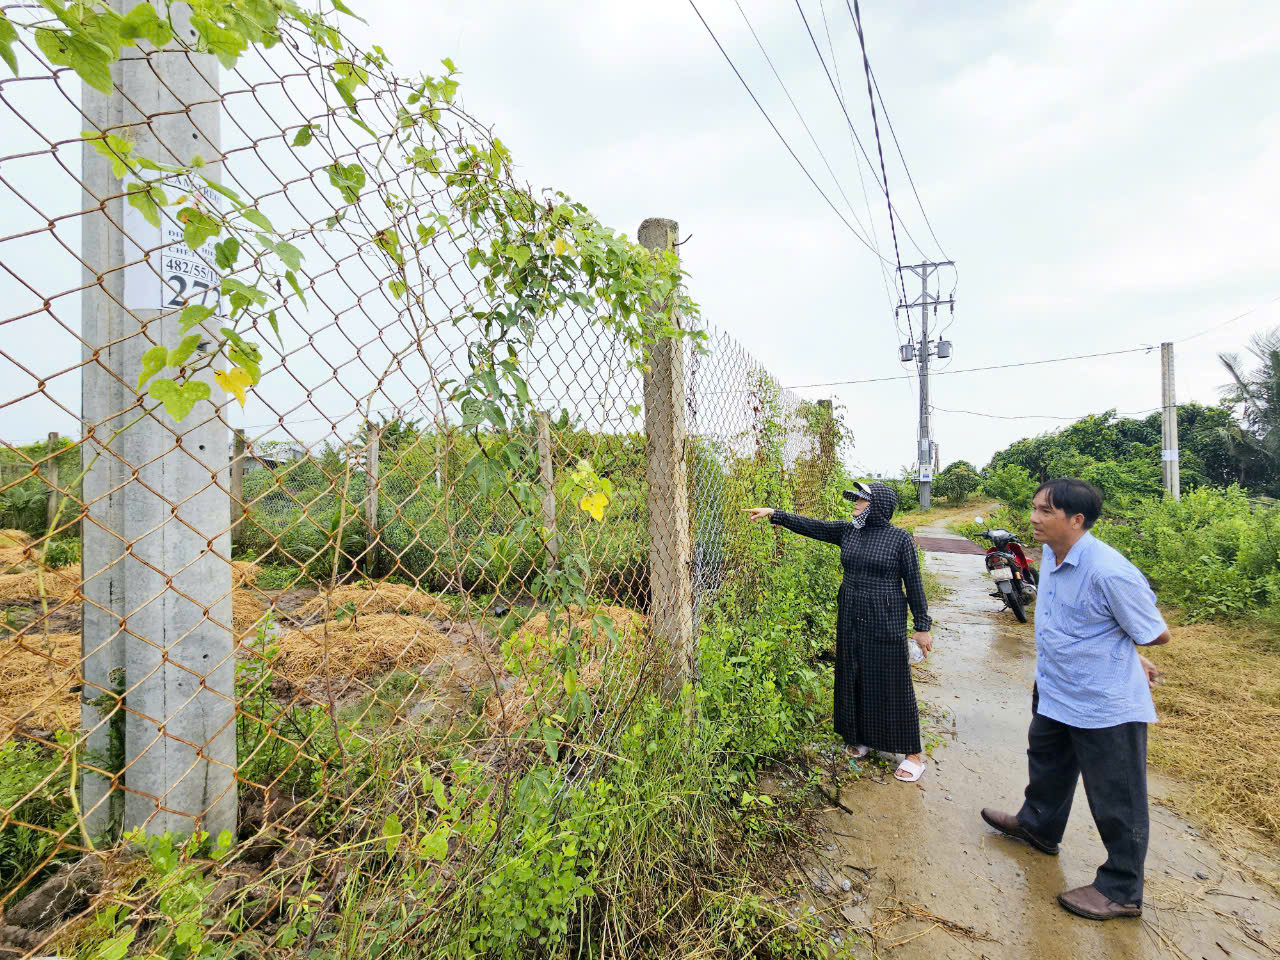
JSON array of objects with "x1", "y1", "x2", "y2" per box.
[
  {"x1": 231, "y1": 560, "x2": 260, "y2": 587},
  {"x1": 233, "y1": 588, "x2": 268, "y2": 637},
  {"x1": 0, "y1": 630, "x2": 80, "y2": 733},
  {"x1": 485, "y1": 604, "x2": 649, "y2": 732},
  {"x1": 1147, "y1": 617, "x2": 1280, "y2": 849},
  {"x1": 298, "y1": 583, "x2": 452, "y2": 621},
  {"x1": 0, "y1": 568, "x2": 79, "y2": 605},
  {"x1": 263, "y1": 613, "x2": 448, "y2": 689}
]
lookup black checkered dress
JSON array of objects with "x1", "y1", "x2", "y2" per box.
[{"x1": 771, "y1": 481, "x2": 932, "y2": 754}]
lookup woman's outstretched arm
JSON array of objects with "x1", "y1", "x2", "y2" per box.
[
  {"x1": 899, "y1": 534, "x2": 933, "y2": 632},
  {"x1": 746, "y1": 507, "x2": 848, "y2": 545}
]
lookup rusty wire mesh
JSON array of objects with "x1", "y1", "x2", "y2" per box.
[{"x1": 0, "y1": 4, "x2": 847, "y2": 956}]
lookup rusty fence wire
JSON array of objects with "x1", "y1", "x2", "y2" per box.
[{"x1": 0, "y1": 3, "x2": 849, "y2": 956}]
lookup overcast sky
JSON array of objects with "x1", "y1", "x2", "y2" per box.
[
  {"x1": 2, "y1": 1, "x2": 1278, "y2": 475},
  {"x1": 344, "y1": 0, "x2": 1280, "y2": 473}
]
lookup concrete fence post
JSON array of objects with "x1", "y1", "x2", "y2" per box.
[
  {"x1": 230, "y1": 429, "x2": 246, "y2": 548},
  {"x1": 637, "y1": 217, "x2": 695, "y2": 702},
  {"x1": 535, "y1": 412, "x2": 559, "y2": 576},
  {"x1": 364, "y1": 427, "x2": 381, "y2": 574},
  {"x1": 44, "y1": 431, "x2": 61, "y2": 533},
  {"x1": 80, "y1": 1, "x2": 234, "y2": 837}
]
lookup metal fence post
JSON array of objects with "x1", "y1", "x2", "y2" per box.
[
  {"x1": 80, "y1": 1, "x2": 234, "y2": 837},
  {"x1": 637, "y1": 218, "x2": 695, "y2": 701}
]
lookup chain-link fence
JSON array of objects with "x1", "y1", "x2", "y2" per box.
[{"x1": 0, "y1": 3, "x2": 850, "y2": 955}]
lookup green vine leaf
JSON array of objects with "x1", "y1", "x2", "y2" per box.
[
  {"x1": 214, "y1": 236, "x2": 239, "y2": 270},
  {"x1": 387, "y1": 278, "x2": 406, "y2": 300},
  {"x1": 138, "y1": 346, "x2": 167, "y2": 389},
  {"x1": 285, "y1": 270, "x2": 307, "y2": 306},
  {"x1": 148, "y1": 379, "x2": 210, "y2": 420},
  {"x1": 202, "y1": 179, "x2": 244, "y2": 208},
  {"x1": 0, "y1": 12, "x2": 20, "y2": 76},
  {"x1": 327, "y1": 162, "x2": 366, "y2": 204},
  {"x1": 167, "y1": 333, "x2": 203, "y2": 368},
  {"x1": 126, "y1": 182, "x2": 165, "y2": 228},
  {"x1": 375, "y1": 228, "x2": 403, "y2": 265},
  {"x1": 241, "y1": 208, "x2": 273, "y2": 232},
  {"x1": 330, "y1": 0, "x2": 367, "y2": 23},
  {"x1": 274, "y1": 240, "x2": 303, "y2": 271},
  {"x1": 35, "y1": 28, "x2": 113, "y2": 93},
  {"x1": 179, "y1": 304, "x2": 214, "y2": 332},
  {"x1": 119, "y1": 2, "x2": 172, "y2": 46},
  {"x1": 189, "y1": 16, "x2": 246, "y2": 69},
  {"x1": 178, "y1": 206, "x2": 220, "y2": 249},
  {"x1": 291, "y1": 124, "x2": 315, "y2": 147}
]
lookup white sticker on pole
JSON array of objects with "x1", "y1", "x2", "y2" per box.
[
  {"x1": 1162, "y1": 449, "x2": 1178, "y2": 461},
  {"x1": 122, "y1": 175, "x2": 222, "y2": 315}
]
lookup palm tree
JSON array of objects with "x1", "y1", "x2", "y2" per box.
[{"x1": 1219, "y1": 326, "x2": 1280, "y2": 494}]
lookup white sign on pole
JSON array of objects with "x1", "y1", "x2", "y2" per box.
[
  {"x1": 918, "y1": 464, "x2": 933, "y2": 483},
  {"x1": 122, "y1": 175, "x2": 223, "y2": 315}
]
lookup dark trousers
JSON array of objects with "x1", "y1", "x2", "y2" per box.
[{"x1": 1017, "y1": 688, "x2": 1150, "y2": 905}]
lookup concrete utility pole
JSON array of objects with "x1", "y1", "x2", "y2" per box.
[
  {"x1": 1161, "y1": 342, "x2": 1181, "y2": 500},
  {"x1": 81, "y1": 1, "x2": 234, "y2": 838},
  {"x1": 896, "y1": 262, "x2": 955, "y2": 509}
]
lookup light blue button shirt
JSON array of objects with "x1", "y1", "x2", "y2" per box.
[{"x1": 1035, "y1": 533, "x2": 1166, "y2": 728}]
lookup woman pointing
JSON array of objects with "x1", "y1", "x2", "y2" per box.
[{"x1": 747, "y1": 481, "x2": 934, "y2": 782}]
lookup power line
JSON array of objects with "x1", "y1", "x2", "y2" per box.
[
  {"x1": 847, "y1": 0, "x2": 911, "y2": 324},
  {"x1": 784, "y1": 345, "x2": 1154, "y2": 390},
  {"x1": 1174, "y1": 293, "x2": 1280, "y2": 344},
  {"x1": 868, "y1": 64, "x2": 948, "y2": 262},
  {"x1": 817, "y1": 0, "x2": 918, "y2": 407},
  {"x1": 792, "y1": 0, "x2": 918, "y2": 305},
  {"x1": 817, "y1": 2, "x2": 899, "y2": 312},
  {"x1": 729, "y1": 0, "x2": 883, "y2": 259},
  {"x1": 686, "y1": 0, "x2": 892, "y2": 263},
  {"x1": 930, "y1": 404, "x2": 1160, "y2": 422}
]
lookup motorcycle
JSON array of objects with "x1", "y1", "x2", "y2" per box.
[{"x1": 973, "y1": 517, "x2": 1038, "y2": 623}]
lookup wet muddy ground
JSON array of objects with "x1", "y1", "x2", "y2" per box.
[{"x1": 800, "y1": 523, "x2": 1278, "y2": 959}]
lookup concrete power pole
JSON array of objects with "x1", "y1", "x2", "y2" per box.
[
  {"x1": 81, "y1": 2, "x2": 234, "y2": 838},
  {"x1": 1161, "y1": 342, "x2": 1181, "y2": 500},
  {"x1": 896, "y1": 262, "x2": 955, "y2": 509}
]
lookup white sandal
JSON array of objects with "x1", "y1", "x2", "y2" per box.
[{"x1": 894, "y1": 757, "x2": 926, "y2": 782}]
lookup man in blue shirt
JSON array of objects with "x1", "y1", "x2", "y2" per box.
[{"x1": 981, "y1": 478, "x2": 1170, "y2": 921}]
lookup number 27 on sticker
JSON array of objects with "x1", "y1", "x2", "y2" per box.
[{"x1": 167, "y1": 275, "x2": 220, "y2": 313}]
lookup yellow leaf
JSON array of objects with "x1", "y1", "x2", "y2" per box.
[
  {"x1": 214, "y1": 368, "x2": 254, "y2": 406},
  {"x1": 578, "y1": 491, "x2": 608, "y2": 521},
  {"x1": 553, "y1": 236, "x2": 567, "y2": 256}
]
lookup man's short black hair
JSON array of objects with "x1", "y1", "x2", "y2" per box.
[{"x1": 1034, "y1": 478, "x2": 1103, "y2": 529}]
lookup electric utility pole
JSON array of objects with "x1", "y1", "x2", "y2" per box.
[
  {"x1": 896, "y1": 262, "x2": 955, "y2": 509},
  {"x1": 1160, "y1": 341, "x2": 1181, "y2": 500}
]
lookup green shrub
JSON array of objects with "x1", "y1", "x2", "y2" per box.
[
  {"x1": 41, "y1": 538, "x2": 80, "y2": 569},
  {"x1": 1093, "y1": 486, "x2": 1278, "y2": 620},
  {"x1": 981, "y1": 464, "x2": 1038, "y2": 508},
  {"x1": 934, "y1": 460, "x2": 981, "y2": 503}
]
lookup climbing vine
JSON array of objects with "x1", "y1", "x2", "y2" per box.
[{"x1": 2, "y1": 0, "x2": 696, "y2": 431}]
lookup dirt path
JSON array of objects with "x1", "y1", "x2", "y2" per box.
[{"x1": 805, "y1": 522, "x2": 1279, "y2": 959}]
